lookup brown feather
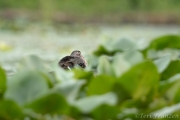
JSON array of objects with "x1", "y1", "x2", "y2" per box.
[{"x1": 58, "y1": 50, "x2": 87, "y2": 69}]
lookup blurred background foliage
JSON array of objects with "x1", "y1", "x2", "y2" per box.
[{"x1": 0, "y1": 0, "x2": 180, "y2": 23}]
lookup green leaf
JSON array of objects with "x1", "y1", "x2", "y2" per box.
[
  {"x1": 151, "y1": 103, "x2": 180, "y2": 117},
  {"x1": 147, "y1": 49, "x2": 160, "y2": 59},
  {"x1": 18, "y1": 55, "x2": 51, "y2": 71},
  {"x1": 161, "y1": 60, "x2": 180, "y2": 80},
  {"x1": 39, "y1": 71, "x2": 54, "y2": 88},
  {"x1": 159, "y1": 74, "x2": 180, "y2": 96},
  {"x1": 148, "y1": 35, "x2": 180, "y2": 50},
  {"x1": 147, "y1": 49, "x2": 179, "y2": 60},
  {"x1": 0, "y1": 100, "x2": 23, "y2": 120},
  {"x1": 26, "y1": 93, "x2": 69, "y2": 114},
  {"x1": 5, "y1": 70, "x2": 49, "y2": 106},
  {"x1": 154, "y1": 55, "x2": 171, "y2": 73},
  {"x1": 112, "y1": 53, "x2": 130, "y2": 77},
  {"x1": 68, "y1": 106, "x2": 82, "y2": 119},
  {"x1": 87, "y1": 75, "x2": 116, "y2": 95},
  {"x1": 101, "y1": 38, "x2": 137, "y2": 53},
  {"x1": 54, "y1": 66, "x2": 74, "y2": 82},
  {"x1": 86, "y1": 55, "x2": 99, "y2": 68},
  {"x1": 73, "y1": 92, "x2": 117, "y2": 113},
  {"x1": 112, "y1": 83, "x2": 131, "y2": 103},
  {"x1": 109, "y1": 38, "x2": 137, "y2": 52},
  {"x1": 123, "y1": 50, "x2": 144, "y2": 65},
  {"x1": 112, "y1": 51, "x2": 143, "y2": 77},
  {"x1": 94, "y1": 45, "x2": 113, "y2": 56},
  {"x1": 118, "y1": 108, "x2": 138, "y2": 120},
  {"x1": 73, "y1": 69, "x2": 94, "y2": 80},
  {"x1": 93, "y1": 38, "x2": 137, "y2": 56},
  {"x1": 0, "y1": 66, "x2": 6, "y2": 98},
  {"x1": 97, "y1": 56, "x2": 114, "y2": 76},
  {"x1": 174, "y1": 87, "x2": 180, "y2": 103},
  {"x1": 166, "y1": 81, "x2": 180, "y2": 103},
  {"x1": 118, "y1": 61, "x2": 159, "y2": 100},
  {"x1": 91, "y1": 104, "x2": 119, "y2": 120},
  {"x1": 159, "y1": 74, "x2": 180, "y2": 99},
  {"x1": 52, "y1": 80, "x2": 85, "y2": 104}
]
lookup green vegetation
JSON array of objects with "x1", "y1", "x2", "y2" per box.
[
  {"x1": 0, "y1": 0, "x2": 180, "y2": 23},
  {"x1": 1, "y1": 35, "x2": 180, "y2": 120},
  {"x1": 1, "y1": 0, "x2": 180, "y2": 13}
]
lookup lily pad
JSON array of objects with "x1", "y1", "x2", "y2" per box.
[
  {"x1": 5, "y1": 70, "x2": 49, "y2": 106},
  {"x1": 148, "y1": 35, "x2": 180, "y2": 50},
  {"x1": 118, "y1": 61, "x2": 159, "y2": 100},
  {"x1": 0, "y1": 67, "x2": 6, "y2": 98},
  {"x1": 87, "y1": 75, "x2": 116, "y2": 95},
  {"x1": 0, "y1": 100, "x2": 23, "y2": 120},
  {"x1": 97, "y1": 56, "x2": 114, "y2": 76},
  {"x1": 73, "y1": 92, "x2": 117, "y2": 113},
  {"x1": 26, "y1": 93, "x2": 69, "y2": 114}
]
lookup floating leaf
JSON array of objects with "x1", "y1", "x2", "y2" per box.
[
  {"x1": 73, "y1": 92, "x2": 117, "y2": 113},
  {"x1": 112, "y1": 53, "x2": 130, "y2": 77},
  {"x1": 154, "y1": 55, "x2": 171, "y2": 73},
  {"x1": 91, "y1": 104, "x2": 119, "y2": 120},
  {"x1": 110, "y1": 38, "x2": 137, "y2": 52},
  {"x1": 18, "y1": 55, "x2": 50, "y2": 71},
  {"x1": 5, "y1": 70, "x2": 49, "y2": 106},
  {"x1": 94, "y1": 45, "x2": 113, "y2": 56},
  {"x1": 73, "y1": 69, "x2": 94, "y2": 80},
  {"x1": 147, "y1": 49, "x2": 180, "y2": 60},
  {"x1": 86, "y1": 55, "x2": 99, "y2": 68},
  {"x1": 97, "y1": 56, "x2": 114, "y2": 76},
  {"x1": 166, "y1": 80, "x2": 180, "y2": 103},
  {"x1": 87, "y1": 75, "x2": 116, "y2": 95},
  {"x1": 117, "y1": 108, "x2": 138, "y2": 120},
  {"x1": 52, "y1": 80, "x2": 85, "y2": 104},
  {"x1": 123, "y1": 50, "x2": 144, "y2": 65},
  {"x1": 161, "y1": 60, "x2": 180, "y2": 80},
  {"x1": 118, "y1": 61, "x2": 159, "y2": 100},
  {"x1": 26, "y1": 93, "x2": 69, "y2": 114},
  {"x1": 54, "y1": 66, "x2": 74, "y2": 82},
  {"x1": 39, "y1": 71, "x2": 55, "y2": 88},
  {"x1": 0, "y1": 100, "x2": 23, "y2": 120},
  {"x1": 159, "y1": 74, "x2": 180, "y2": 95},
  {"x1": 148, "y1": 35, "x2": 180, "y2": 50},
  {"x1": 152, "y1": 103, "x2": 180, "y2": 117},
  {"x1": 174, "y1": 87, "x2": 180, "y2": 103},
  {"x1": 160, "y1": 74, "x2": 180, "y2": 97},
  {"x1": 0, "y1": 66, "x2": 6, "y2": 98},
  {"x1": 112, "y1": 51, "x2": 143, "y2": 77},
  {"x1": 94, "y1": 38, "x2": 137, "y2": 56}
]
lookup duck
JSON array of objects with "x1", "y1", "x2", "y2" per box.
[{"x1": 58, "y1": 50, "x2": 87, "y2": 70}]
